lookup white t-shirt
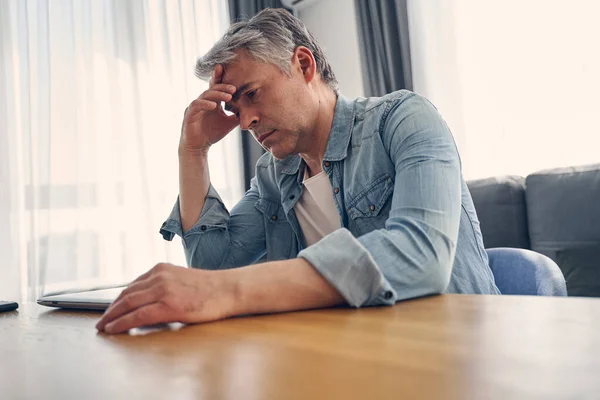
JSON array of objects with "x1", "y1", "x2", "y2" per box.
[{"x1": 294, "y1": 168, "x2": 341, "y2": 247}]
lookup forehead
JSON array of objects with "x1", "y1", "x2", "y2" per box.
[{"x1": 221, "y1": 52, "x2": 281, "y2": 86}]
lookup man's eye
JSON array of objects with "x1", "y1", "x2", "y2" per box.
[{"x1": 247, "y1": 90, "x2": 257, "y2": 100}]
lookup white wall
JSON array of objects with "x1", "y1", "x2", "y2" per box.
[
  {"x1": 298, "y1": 0, "x2": 365, "y2": 98},
  {"x1": 408, "y1": 0, "x2": 600, "y2": 179}
]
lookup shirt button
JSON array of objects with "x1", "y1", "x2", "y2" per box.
[
  {"x1": 384, "y1": 291, "x2": 393, "y2": 300},
  {"x1": 200, "y1": 225, "x2": 207, "y2": 231},
  {"x1": 334, "y1": 188, "x2": 339, "y2": 194},
  {"x1": 324, "y1": 161, "x2": 331, "y2": 167},
  {"x1": 289, "y1": 194, "x2": 295, "y2": 200},
  {"x1": 369, "y1": 205, "x2": 375, "y2": 211},
  {"x1": 271, "y1": 215, "x2": 277, "y2": 221}
]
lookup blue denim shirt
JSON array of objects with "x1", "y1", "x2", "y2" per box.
[{"x1": 160, "y1": 90, "x2": 500, "y2": 307}]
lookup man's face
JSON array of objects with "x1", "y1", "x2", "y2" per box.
[{"x1": 221, "y1": 51, "x2": 318, "y2": 160}]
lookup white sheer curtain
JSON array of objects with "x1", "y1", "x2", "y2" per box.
[
  {"x1": 408, "y1": 0, "x2": 600, "y2": 180},
  {"x1": 0, "y1": 0, "x2": 243, "y2": 302}
]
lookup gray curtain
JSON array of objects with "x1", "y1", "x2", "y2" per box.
[
  {"x1": 228, "y1": 0, "x2": 291, "y2": 190},
  {"x1": 228, "y1": 0, "x2": 291, "y2": 22},
  {"x1": 354, "y1": 0, "x2": 413, "y2": 97}
]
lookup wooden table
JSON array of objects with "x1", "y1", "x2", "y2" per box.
[{"x1": 1, "y1": 295, "x2": 599, "y2": 400}]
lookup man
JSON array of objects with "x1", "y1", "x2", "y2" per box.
[{"x1": 97, "y1": 9, "x2": 499, "y2": 334}]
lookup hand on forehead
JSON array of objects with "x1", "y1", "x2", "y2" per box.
[
  {"x1": 218, "y1": 51, "x2": 271, "y2": 89},
  {"x1": 219, "y1": 62, "x2": 248, "y2": 89}
]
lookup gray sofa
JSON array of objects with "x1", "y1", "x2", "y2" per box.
[{"x1": 467, "y1": 163, "x2": 600, "y2": 297}]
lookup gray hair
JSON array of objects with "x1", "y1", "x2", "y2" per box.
[{"x1": 195, "y1": 8, "x2": 338, "y2": 92}]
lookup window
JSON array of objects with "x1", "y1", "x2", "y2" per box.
[{"x1": 0, "y1": 0, "x2": 243, "y2": 301}]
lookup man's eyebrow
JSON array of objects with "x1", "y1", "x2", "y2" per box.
[
  {"x1": 230, "y1": 83, "x2": 253, "y2": 103},
  {"x1": 224, "y1": 82, "x2": 254, "y2": 113}
]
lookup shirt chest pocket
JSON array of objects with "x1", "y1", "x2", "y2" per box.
[
  {"x1": 254, "y1": 197, "x2": 294, "y2": 260},
  {"x1": 346, "y1": 174, "x2": 394, "y2": 235}
]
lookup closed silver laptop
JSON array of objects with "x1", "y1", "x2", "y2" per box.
[{"x1": 37, "y1": 287, "x2": 125, "y2": 310}]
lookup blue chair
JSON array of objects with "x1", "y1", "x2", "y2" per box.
[{"x1": 486, "y1": 248, "x2": 567, "y2": 296}]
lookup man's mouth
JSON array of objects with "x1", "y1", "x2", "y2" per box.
[{"x1": 257, "y1": 130, "x2": 275, "y2": 144}]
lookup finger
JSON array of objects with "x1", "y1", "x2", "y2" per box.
[
  {"x1": 212, "y1": 64, "x2": 224, "y2": 86},
  {"x1": 185, "y1": 100, "x2": 218, "y2": 119},
  {"x1": 105, "y1": 262, "x2": 173, "y2": 313},
  {"x1": 207, "y1": 83, "x2": 236, "y2": 94},
  {"x1": 199, "y1": 89, "x2": 233, "y2": 103},
  {"x1": 108, "y1": 270, "x2": 155, "y2": 309},
  {"x1": 97, "y1": 286, "x2": 162, "y2": 331},
  {"x1": 103, "y1": 302, "x2": 172, "y2": 334},
  {"x1": 186, "y1": 104, "x2": 239, "y2": 126},
  {"x1": 104, "y1": 278, "x2": 156, "y2": 315},
  {"x1": 208, "y1": 64, "x2": 222, "y2": 86}
]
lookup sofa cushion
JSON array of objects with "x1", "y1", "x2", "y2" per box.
[
  {"x1": 467, "y1": 176, "x2": 530, "y2": 249},
  {"x1": 526, "y1": 163, "x2": 600, "y2": 261},
  {"x1": 556, "y1": 245, "x2": 600, "y2": 297}
]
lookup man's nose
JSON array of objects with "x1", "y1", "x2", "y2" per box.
[{"x1": 239, "y1": 108, "x2": 259, "y2": 131}]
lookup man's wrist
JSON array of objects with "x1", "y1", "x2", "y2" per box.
[
  {"x1": 217, "y1": 268, "x2": 246, "y2": 318},
  {"x1": 178, "y1": 146, "x2": 209, "y2": 159},
  {"x1": 178, "y1": 137, "x2": 210, "y2": 158},
  {"x1": 217, "y1": 263, "x2": 270, "y2": 318}
]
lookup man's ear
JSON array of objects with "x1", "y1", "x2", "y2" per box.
[{"x1": 293, "y1": 46, "x2": 316, "y2": 83}]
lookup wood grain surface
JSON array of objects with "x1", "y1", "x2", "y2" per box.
[{"x1": 1, "y1": 294, "x2": 599, "y2": 400}]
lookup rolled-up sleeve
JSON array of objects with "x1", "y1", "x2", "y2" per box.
[
  {"x1": 160, "y1": 184, "x2": 227, "y2": 241},
  {"x1": 298, "y1": 94, "x2": 461, "y2": 307},
  {"x1": 160, "y1": 180, "x2": 267, "y2": 269}
]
